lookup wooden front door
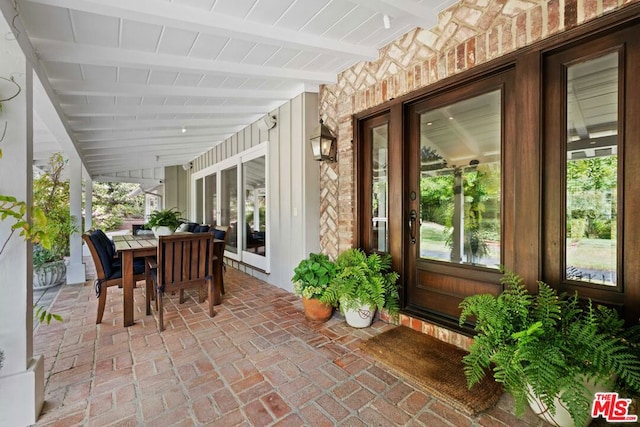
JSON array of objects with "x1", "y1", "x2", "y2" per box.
[{"x1": 403, "y1": 70, "x2": 515, "y2": 329}]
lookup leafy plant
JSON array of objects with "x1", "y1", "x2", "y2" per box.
[
  {"x1": 34, "y1": 305, "x2": 63, "y2": 325},
  {"x1": 321, "y1": 248, "x2": 400, "y2": 321},
  {"x1": 145, "y1": 207, "x2": 183, "y2": 230},
  {"x1": 33, "y1": 152, "x2": 78, "y2": 261},
  {"x1": 459, "y1": 270, "x2": 640, "y2": 427},
  {"x1": 0, "y1": 195, "x2": 49, "y2": 256},
  {"x1": 1, "y1": 110, "x2": 62, "y2": 333},
  {"x1": 292, "y1": 252, "x2": 336, "y2": 299}
]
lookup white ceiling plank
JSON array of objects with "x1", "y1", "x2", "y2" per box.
[
  {"x1": 34, "y1": 38, "x2": 336, "y2": 83},
  {"x1": 25, "y1": 0, "x2": 378, "y2": 59},
  {"x1": 92, "y1": 175, "x2": 163, "y2": 185},
  {"x1": 62, "y1": 103, "x2": 275, "y2": 116},
  {"x1": 50, "y1": 79, "x2": 296, "y2": 100},
  {"x1": 348, "y1": 0, "x2": 455, "y2": 30},
  {"x1": 75, "y1": 127, "x2": 240, "y2": 142},
  {"x1": 67, "y1": 116, "x2": 260, "y2": 131},
  {"x1": 80, "y1": 135, "x2": 226, "y2": 150}
]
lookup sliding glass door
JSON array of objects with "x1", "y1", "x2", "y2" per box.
[{"x1": 192, "y1": 143, "x2": 269, "y2": 271}]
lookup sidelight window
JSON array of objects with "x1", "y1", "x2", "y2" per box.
[{"x1": 564, "y1": 52, "x2": 618, "y2": 286}]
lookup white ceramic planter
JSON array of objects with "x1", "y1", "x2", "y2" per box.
[
  {"x1": 527, "y1": 376, "x2": 612, "y2": 427},
  {"x1": 341, "y1": 298, "x2": 376, "y2": 328},
  {"x1": 152, "y1": 226, "x2": 174, "y2": 238},
  {"x1": 33, "y1": 260, "x2": 66, "y2": 289}
]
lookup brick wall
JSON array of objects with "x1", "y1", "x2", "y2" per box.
[{"x1": 318, "y1": 0, "x2": 637, "y2": 347}]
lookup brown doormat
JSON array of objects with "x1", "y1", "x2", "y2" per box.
[{"x1": 360, "y1": 326, "x2": 503, "y2": 415}]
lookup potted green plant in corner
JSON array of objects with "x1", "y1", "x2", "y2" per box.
[
  {"x1": 32, "y1": 152, "x2": 78, "y2": 289},
  {"x1": 145, "y1": 207, "x2": 183, "y2": 237},
  {"x1": 321, "y1": 248, "x2": 400, "y2": 328},
  {"x1": 292, "y1": 252, "x2": 336, "y2": 322},
  {"x1": 459, "y1": 270, "x2": 640, "y2": 427}
]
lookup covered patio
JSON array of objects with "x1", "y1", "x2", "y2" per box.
[
  {"x1": 2, "y1": 0, "x2": 639, "y2": 424},
  {"x1": 33, "y1": 258, "x2": 545, "y2": 426}
]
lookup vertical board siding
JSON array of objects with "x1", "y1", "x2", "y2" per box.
[{"x1": 188, "y1": 93, "x2": 319, "y2": 290}]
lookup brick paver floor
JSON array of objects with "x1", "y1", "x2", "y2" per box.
[{"x1": 33, "y1": 263, "x2": 552, "y2": 426}]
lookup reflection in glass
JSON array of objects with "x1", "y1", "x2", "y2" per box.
[
  {"x1": 221, "y1": 166, "x2": 238, "y2": 254},
  {"x1": 419, "y1": 90, "x2": 501, "y2": 268},
  {"x1": 205, "y1": 173, "x2": 216, "y2": 226},
  {"x1": 565, "y1": 52, "x2": 618, "y2": 285},
  {"x1": 372, "y1": 124, "x2": 388, "y2": 253},
  {"x1": 195, "y1": 178, "x2": 203, "y2": 223},
  {"x1": 243, "y1": 156, "x2": 266, "y2": 257}
]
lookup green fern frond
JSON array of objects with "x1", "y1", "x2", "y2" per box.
[{"x1": 459, "y1": 268, "x2": 640, "y2": 426}]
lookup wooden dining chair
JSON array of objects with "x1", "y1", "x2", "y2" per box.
[
  {"x1": 82, "y1": 230, "x2": 146, "y2": 324},
  {"x1": 145, "y1": 233, "x2": 215, "y2": 331}
]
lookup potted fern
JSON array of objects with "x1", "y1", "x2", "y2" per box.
[
  {"x1": 292, "y1": 252, "x2": 336, "y2": 322},
  {"x1": 321, "y1": 248, "x2": 400, "y2": 328},
  {"x1": 459, "y1": 270, "x2": 640, "y2": 427},
  {"x1": 145, "y1": 207, "x2": 183, "y2": 237}
]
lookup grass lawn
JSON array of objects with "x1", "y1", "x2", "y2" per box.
[{"x1": 567, "y1": 237, "x2": 616, "y2": 271}]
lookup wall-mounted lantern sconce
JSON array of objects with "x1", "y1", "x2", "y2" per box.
[{"x1": 309, "y1": 119, "x2": 337, "y2": 162}]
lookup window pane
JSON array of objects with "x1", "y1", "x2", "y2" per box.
[
  {"x1": 221, "y1": 166, "x2": 238, "y2": 254},
  {"x1": 419, "y1": 90, "x2": 501, "y2": 268},
  {"x1": 195, "y1": 178, "x2": 203, "y2": 223},
  {"x1": 372, "y1": 124, "x2": 388, "y2": 253},
  {"x1": 565, "y1": 52, "x2": 618, "y2": 285},
  {"x1": 204, "y1": 174, "x2": 216, "y2": 225},
  {"x1": 243, "y1": 156, "x2": 266, "y2": 257}
]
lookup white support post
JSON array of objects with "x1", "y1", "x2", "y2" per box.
[
  {"x1": 0, "y1": 31, "x2": 44, "y2": 425},
  {"x1": 84, "y1": 176, "x2": 93, "y2": 232},
  {"x1": 82, "y1": 176, "x2": 93, "y2": 256},
  {"x1": 66, "y1": 155, "x2": 85, "y2": 284}
]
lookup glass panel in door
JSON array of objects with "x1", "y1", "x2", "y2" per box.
[
  {"x1": 418, "y1": 90, "x2": 501, "y2": 268},
  {"x1": 243, "y1": 156, "x2": 266, "y2": 257},
  {"x1": 372, "y1": 124, "x2": 389, "y2": 253},
  {"x1": 195, "y1": 178, "x2": 203, "y2": 223},
  {"x1": 221, "y1": 166, "x2": 238, "y2": 254},
  {"x1": 205, "y1": 173, "x2": 216, "y2": 226}
]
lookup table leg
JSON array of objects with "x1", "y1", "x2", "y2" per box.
[{"x1": 122, "y1": 251, "x2": 134, "y2": 326}]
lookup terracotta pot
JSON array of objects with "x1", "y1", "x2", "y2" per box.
[{"x1": 301, "y1": 297, "x2": 333, "y2": 322}]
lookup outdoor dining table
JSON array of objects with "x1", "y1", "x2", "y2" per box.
[{"x1": 112, "y1": 234, "x2": 224, "y2": 327}]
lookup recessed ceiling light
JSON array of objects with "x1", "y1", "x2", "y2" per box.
[
  {"x1": 181, "y1": 127, "x2": 186, "y2": 133},
  {"x1": 382, "y1": 14, "x2": 391, "y2": 30}
]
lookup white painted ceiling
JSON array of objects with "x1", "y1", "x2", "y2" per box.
[{"x1": 1, "y1": 0, "x2": 459, "y2": 182}]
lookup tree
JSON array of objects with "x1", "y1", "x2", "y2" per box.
[
  {"x1": 566, "y1": 156, "x2": 617, "y2": 239},
  {"x1": 91, "y1": 182, "x2": 144, "y2": 231},
  {"x1": 32, "y1": 152, "x2": 76, "y2": 263}
]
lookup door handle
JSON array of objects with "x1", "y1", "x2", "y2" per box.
[{"x1": 408, "y1": 209, "x2": 417, "y2": 245}]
